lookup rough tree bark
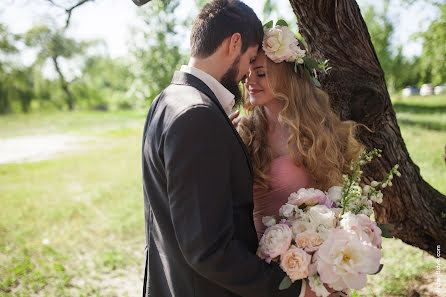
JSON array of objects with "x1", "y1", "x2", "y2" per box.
[{"x1": 290, "y1": 0, "x2": 446, "y2": 258}]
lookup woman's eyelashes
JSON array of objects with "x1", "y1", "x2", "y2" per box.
[{"x1": 257, "y1": 72, "x2": 266, "y2": 78}]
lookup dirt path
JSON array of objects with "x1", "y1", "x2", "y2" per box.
[{"x1": 0, "y1": 134, "x2": 89, "y2": 164}]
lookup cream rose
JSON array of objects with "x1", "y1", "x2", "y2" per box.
[
  {"x1": 280, "y1": 245, "x2": 311, "y2": 282},
  {"x1": 295, "y1": 230, "x2": 324, "y2": 253}
]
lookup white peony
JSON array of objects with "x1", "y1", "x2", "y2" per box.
[
  {"x1": 340, "y1": 212, "x2": 382, "y2": 248},
  {"x1": 288, "y1": 188, "x2": 326, "y2": 207},
  {"x1": 308, "y1": 205, "x2": 337, "y2": 229},
  {"x1": 263, "y1": 26, "x2": 300, "y2": 63},
  {"x1": 291, "y1": 219, "x2": 313, "y2": 237},
  {"x1": 258, "y1": 224, "x2": 293, "y2": 261},
  {"x1": 315, "y1": 229, "x2": 381, "y2": 290},
  {"x1": 327, "y1": 186, "x2": 343, "y2": 203},
  {"x1": 279, "y1": 203, "x2": 299, "y2": 219}
]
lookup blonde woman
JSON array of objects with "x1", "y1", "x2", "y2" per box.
[
  {"x1": 232, "y1": 25, "x2": 364, "y2": 241},
  {"x1": 229, "y1": 24, "x2": 361, "y2": 297}
]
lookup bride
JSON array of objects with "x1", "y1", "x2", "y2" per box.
[{"x1": 232, "y1": 23, "x2": 363, "y2": 297}]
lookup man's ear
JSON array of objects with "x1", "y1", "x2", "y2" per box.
[{"x1": 228, "y1": 33, "x2": 242, "y2": 57}]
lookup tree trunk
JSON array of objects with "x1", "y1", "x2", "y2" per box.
[
  {"x1": 290, "y1": 0, "x2": 446, "y2": 258},
  {"x1": 52, "y1": 55, "x2": 74, "y2": 111}
]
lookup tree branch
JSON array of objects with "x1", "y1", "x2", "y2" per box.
[{"x1": 45, "y1": 0, "x2": 95, "y2": 28}]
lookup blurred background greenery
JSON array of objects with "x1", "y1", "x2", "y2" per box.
[{"x1": 0, "y1": 0, "x2": 445, "y2": 296}]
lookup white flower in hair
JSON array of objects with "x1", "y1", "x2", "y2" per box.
[
  {"x1": 291, "y1": 47, "x2": 306, "y2": 64},
  {"x1": 263, "y1": 25, "x2": 304, "y2": 63},
  {"x1": 262, "y1": 20, "x2": 331, "y2": 88}
]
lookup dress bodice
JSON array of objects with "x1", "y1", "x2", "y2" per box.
[{"x1": 253, "y1": 155, "x2": 313, "y2": 240}]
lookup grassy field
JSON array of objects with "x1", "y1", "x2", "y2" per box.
[{"x1": 0, "y1": 95, "x2": 445, "y2": 296}]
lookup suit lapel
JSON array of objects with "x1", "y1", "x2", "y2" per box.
[{"x1": 171, "y1": 71, "x2": 253, "y2": 175}]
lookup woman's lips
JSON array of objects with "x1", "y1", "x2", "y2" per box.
[{"x1": 249, "y1": 89, "x2": 262, "y2": 95}]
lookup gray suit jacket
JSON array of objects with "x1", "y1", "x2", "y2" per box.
[{"x1": 142, "y1": 71, "x2": 302, "y2": 297}]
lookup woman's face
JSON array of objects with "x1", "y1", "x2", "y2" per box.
[{"x1": 244, "y1": 51, "x2": 276, "y2": 106}]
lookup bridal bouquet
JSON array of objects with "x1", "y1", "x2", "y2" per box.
[{"x1": 257, "y1": 149, "x2": 400, "y2": 296}]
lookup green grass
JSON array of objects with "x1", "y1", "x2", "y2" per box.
[
  {"x1": 0, "y1": 111, "x2": 147, "y2": 296},
  {"x1": 0, "y1": 110, "x2": 146, "y2": 137},
  {"x1": 392, "y1": 95, "x2": 446, "y2": 194},
  {"x1": 0, "y1": 95, "x2": 445, "y2": 296}
]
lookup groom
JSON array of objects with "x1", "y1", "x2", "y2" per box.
[{"x1": 139, "y1": 1, "x2": 304, "y2": 296}]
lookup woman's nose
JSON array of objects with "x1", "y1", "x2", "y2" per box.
[{"x1": 245, "y1": 72, "x2": 255, "y2": 85}]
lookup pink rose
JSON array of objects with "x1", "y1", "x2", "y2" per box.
[
  {"x1": 288, "y1": 188, "x2": 327, "y2": 208},
  {"x1": 279, "y1": 245, "x2": 311, "y2": 282},
  {"x1": 258, "y1": 224, "x2": 292, "y2": 262}
]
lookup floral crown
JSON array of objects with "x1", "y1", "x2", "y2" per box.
[{"x1": 262, "y1": 20, "x2": 330, "y2": 87}]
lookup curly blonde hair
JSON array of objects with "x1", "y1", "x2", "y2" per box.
[{"x1": 238, "y1": 53, "x2": 364, "y2": 191}]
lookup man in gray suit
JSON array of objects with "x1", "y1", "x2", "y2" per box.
[{"x1": 139, "y1": 0, "x2": 305, "y2": 296}]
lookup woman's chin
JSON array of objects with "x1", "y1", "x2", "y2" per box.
[{"x1": 249, "y1": 97, "x2": 264, "y2": 106}]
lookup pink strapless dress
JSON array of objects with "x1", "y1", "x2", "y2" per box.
[{"x1": 253, "y1": 155, "x2": 313, "y2": 240}]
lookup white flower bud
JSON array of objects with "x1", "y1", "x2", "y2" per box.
[
  {"x1": 371, "y1": 181, "x2": 379, "y2": 187},
  {"x1": 262, "y1": 216, "x2": 276, "y2": 228},
  {"x1": 363, "y1": 185, "x2": 371, "y2": 195}
]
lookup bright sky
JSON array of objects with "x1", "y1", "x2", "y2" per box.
[{"x1": 0, "y1": 0, "x2": 439, "y2": 65}]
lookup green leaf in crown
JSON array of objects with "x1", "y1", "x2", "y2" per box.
[
  {"x1": 275, "y1": 19, "x2": 289, "y2": 27},
  {"x1": 263, "y1": 20, "x2": 273, "y2": 29}
]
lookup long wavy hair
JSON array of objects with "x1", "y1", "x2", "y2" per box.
[{"x1": 238, "y1": 53, "x2": 364, "y2": 191}]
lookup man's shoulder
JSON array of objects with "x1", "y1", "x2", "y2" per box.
[
  {"x1": 147, "y1": 83, "x2": 224, "y2": 133},
  {"x1": 154, "y1": 83, "x2": 219, "y2": 120},
  {"x1": 164, "y1": 83, "x2": 212, "y2": 109}
]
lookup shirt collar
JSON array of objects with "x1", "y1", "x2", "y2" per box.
[{"x1": 180, "y1": 65, "x2": 235, "y2": 114}]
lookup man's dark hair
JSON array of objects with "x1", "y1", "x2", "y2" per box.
[{"x1": 190, "y1": 0, "x2": 263, "y2": 58}]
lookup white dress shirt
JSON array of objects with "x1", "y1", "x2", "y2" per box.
[{"x1": 180, "y1": 65, "x2": 235, "y2": 114}]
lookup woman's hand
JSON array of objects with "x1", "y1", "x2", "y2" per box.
[{"x1": 229, "y1": 110, "x2": 244, "y2": 128}]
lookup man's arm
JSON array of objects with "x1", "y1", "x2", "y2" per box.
[{"x1": 164, "y1": 105, "x2": 302, "y2": 297}]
